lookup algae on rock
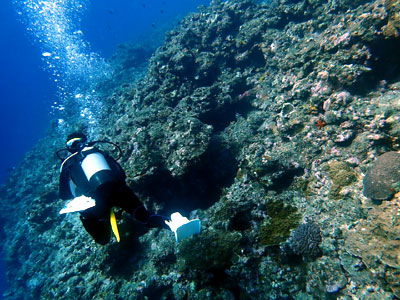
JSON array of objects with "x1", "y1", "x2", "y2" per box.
[
  {"x1": 260, "y1": 201, "x2": 300, "y2": 246},
  {"x1": 326, "y1": 160, "x2": 357, "y2": 200}
]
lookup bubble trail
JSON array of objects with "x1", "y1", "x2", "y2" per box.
[{"x1": 14, "y1": 0, "x2": 113, "y2": 137}]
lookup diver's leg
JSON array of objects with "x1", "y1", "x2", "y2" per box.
[
  {"x1": 80, "y1": 206, "x2": 111, "y2": 245},
  {"x1": 114, "y1": 184, "x2": 147, "y2": 219},
  {"x1": 117, "y1": 184, "x2": 169, "y2": 229}
]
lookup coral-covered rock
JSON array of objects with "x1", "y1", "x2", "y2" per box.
[
  {"x1": 363, "y1": 151, "x2": 400, "y2": 200},
  {"x1": 177, "y1": 229, "x2": 242, "y2": 271},
  {"x1": 260, "y1": 201, "x2": 300, "y2": 246},
  {"x1": 344, "y1": 199, "x2": 400, "y2": 297},
  {"x1": 326, "y1": 160, "x2": 357, "y2": 199},
  {"x1": 383, "y1": 0, "x2": 400, "y2": 38},
  {"x1": 284, "y1": 222, "x2": 322, "y2": 258}
]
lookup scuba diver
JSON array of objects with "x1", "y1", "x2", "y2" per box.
[{"x1": 56, "y1": 132, "x2": 169, "y2": 245}]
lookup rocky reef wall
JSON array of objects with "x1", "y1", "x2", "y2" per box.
[{"x1": 1, "y1": 0, "x2": 400, "y2": 299}]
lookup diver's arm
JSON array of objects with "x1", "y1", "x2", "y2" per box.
[{"x1": 59, "y1": 167, "x2": 74, "y2": 200}]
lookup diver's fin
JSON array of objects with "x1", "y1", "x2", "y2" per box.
[
  {"x1": 165, "y1": 212, "x2": 201, "y2": 242},
  {"x1": 110, "y1": 208, "x2": 120, "y2": 242},
  {"x1": 59, "y1": 195, "x2": 96, "y2": 214}
]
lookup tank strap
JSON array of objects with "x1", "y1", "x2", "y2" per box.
[{"x1": 60, "y1": 152, "x2": 79, "y2": 172}]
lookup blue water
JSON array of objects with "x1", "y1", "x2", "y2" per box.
[
  {"x1": 82, "y1": 0, "x2": 207, "y2": 58},
  {"x1": 0, "y1": 0, "x2": 210, "y2": 297},
  {"x1": 0, "y1": 0, "x2": 54, "y2": 186}
]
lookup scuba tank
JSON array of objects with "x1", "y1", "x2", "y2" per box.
[
  {"x1": 80, "y1": 147, "x2": 115, "y2": 192},
  {"x1": 57, "y1": 140, "x2": 123, "y2": 196}
]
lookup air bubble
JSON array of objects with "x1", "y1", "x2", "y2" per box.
[{"x1": 14, "y1": 0, "x2": 112, "y2": 137}]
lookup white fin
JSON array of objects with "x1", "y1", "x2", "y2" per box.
[
  {"x1": 59, "y1": 196, "x2": 96, "y2": 214},
  {"x1": 165, "y1": 212, "x2": 201, "y2": 242}
]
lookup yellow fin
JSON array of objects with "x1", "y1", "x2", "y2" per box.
[{"x1": 110, "y1": 208, "x2": 120, "y2": 242}]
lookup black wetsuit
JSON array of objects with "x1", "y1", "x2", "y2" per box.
[{"x1": 59, "y1": 146, "x2": 166, "y2": 245}]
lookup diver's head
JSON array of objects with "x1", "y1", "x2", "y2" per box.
[{"x1": 66, "y1": 132, "x2": 87, "y2": 153}]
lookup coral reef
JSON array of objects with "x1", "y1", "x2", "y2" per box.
[
  {"x1": 1, "y1": 0, "x2": 400, "y2": 299},
  {"x1": 177, "y1": 229, "x2": 242, "y2": 271},
  {"x1": 326, "y1": 160, "x2": 357, "y2": 199},
  {"x1": 344, "y1": 198, "x2": 400, "y2": 297},
  {"x1": 260, "y1": 201, "x2": 300, "y2": 246},
  {"x1": 283, "y1": 222, "x2": 322, "y2": 258},
  {"x1": 383, "y1": 0, "x2": 400, "y2": 37},
  {"x1": 363, "y1": 151, "x2": 400, "y2": 200}
]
